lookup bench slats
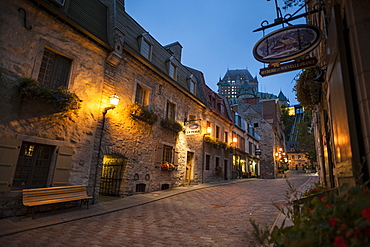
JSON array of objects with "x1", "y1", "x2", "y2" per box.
[{"x1": 22, "y1": 185, "x2": 93, "y2": 216}]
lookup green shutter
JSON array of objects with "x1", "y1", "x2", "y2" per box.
[
  {"x1": 52, "y1": 146, "x2": 73, "y2": 186},
  {"x1": 0, "y1": 137, "x2": 21, "y2": 192}
]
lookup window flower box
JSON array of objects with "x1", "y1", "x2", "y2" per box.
[{"x1": 161, "y1": 162, "x2": 176, "y2": 171}]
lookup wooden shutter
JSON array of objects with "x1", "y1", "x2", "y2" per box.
[
  {"x1": 52, "y1": 146, "x2": 73, "y2": 186},
  {"x1": 0, "y1": 137, "x2": 21, "y2": 192},
  {"x1": 173, "y1": 148, "x2": 179, "y2": 166},
  {"x1": 154, "y1": 143, "x2": 163, "y2": 166}
]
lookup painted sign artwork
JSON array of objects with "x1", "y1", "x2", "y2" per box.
[{"x1": 253, "y1": 24, "x2": 322, "y2": 63}]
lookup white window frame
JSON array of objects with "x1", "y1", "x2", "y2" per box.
[
  {"x1": 187, "y1": 74, "x2": 197, "y2": 94},
  {"x1": 139, "y1": 33, "x2": 153, "y2": 60}
]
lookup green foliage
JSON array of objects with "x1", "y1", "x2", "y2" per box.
[
  {"x1": 294, "y1": 110, "x2": 317, "y2": 164},
  {"x1": 293, "y1": 66, "x2": 321, "y2": 109},
  {"x1": 280, "y1": 104, "x2": 294, "y2": 138},
  {"x1": 128, "y1": 103, "x2": 158, "y2": 125},
  {"x1": 203, "y1": 136, "x2": 228, "y2": 149},
  {"x1": 250, "y1": 182, "x2": 370, "y2": 246},
  {"x1": 282, "y1": 0, "x2": 305, "y2": 10},
  {"x1": 17, "y1": 77, "x2": 81, "y2": 111},
  {"x1": 160, "y1": 118, "x2": 183, "y2": 133}
]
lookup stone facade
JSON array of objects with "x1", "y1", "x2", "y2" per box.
[{"x1": 0, "y1": 0, "x2": 259, "y2": 218}]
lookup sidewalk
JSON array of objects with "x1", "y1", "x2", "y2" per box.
[
  {"x1": 0, "y1": 179, "x2": 253, "y2": 237},
  {"x1": 270, "y1": 171, "x2": 319, "y2": 230}
]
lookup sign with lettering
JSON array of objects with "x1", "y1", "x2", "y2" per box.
[
  {"x1": 259, "y1": 57, "x2": 318, "y2": 77},
  {"x1": 253, "y1": 24, "x2": 322, "y2": 63},
  {"x1": 255, "y1": 149, "x2": 261, "y2": 155},
  {"x1": 185, "y1": 121, "x2": 201, "y2": 135}
]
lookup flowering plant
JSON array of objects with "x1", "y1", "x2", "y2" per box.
[
  {"x1": 161, "y1": 162, "x2": 176, "y2": 171},
  {"x1": 250, "y1": 182, "x2": 370, "y2": 246},
  {"x1": 17, "y1": 77, "x2": 81, "y2": 111},
  {"x1": 128, "y1": 103, "x2": 158, "y2": 125}
]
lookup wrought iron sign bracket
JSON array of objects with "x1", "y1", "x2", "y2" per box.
[{"x1": 253, "y1": 0, "x2": 324, "y2": 33}]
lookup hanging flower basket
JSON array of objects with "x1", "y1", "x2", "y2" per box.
[{"x1": 161, "y1": 162, "x2": 176, "y2": 171}]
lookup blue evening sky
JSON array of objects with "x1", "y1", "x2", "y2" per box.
[{"x1": 125, "y1": 1, "x2": 305, "y2": 105}]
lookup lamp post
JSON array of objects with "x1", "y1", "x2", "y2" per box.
[{"x1": 93, "y1": 94, "x2": 119, "y2": 203}]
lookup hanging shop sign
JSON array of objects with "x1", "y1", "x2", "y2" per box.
[
  {"x1": 255, "y1": 149, "x2": 261, "y2": 156},
  {"x1": 185, "y1": 121, "x2": 201, "y2": 135},
  {"x1": 259, "y1": 57, "x2": 317, "y2": 77},
  {"x1": 253, "y1": 24, "x2": 322, "y2": 63}
]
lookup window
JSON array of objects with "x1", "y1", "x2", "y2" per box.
[
  {"x1": 224, "y1": 131, "x2": 228, "y2": 143},
  {"x1": 216, "y1": 125, "x2": 220, "y2": 139},
  {"x1": 135, "y1": 84, "x2": 148, "y2": 106},
  {"x1": 13, "y1": 142, "x2": 54, "y2": 189},
  {"x1": 166, "y1": 101, "x2": 176, "y2": 121},
  {"x1": 139, "y1": 33, "x2": 153, "y2": 60},
  {"x1": 163, "y1": 145, "x2": 172, "y2": 163},
  {"x1": 189, "y1": 80, "x2": 196, "y2": 94},
  {"x1": 38, "y1": 48, "x2": 72, "y2": 89},
  {"x1": 253, "y1": 123, "x2": 259, "y2": 128},
  {"x1": 169, "y1": 62, "x2": 177, "y2": 79},
  {"x1": 205, "y1": 154, "x2": 210, "y2": 170},
  {"x1": 215, "y1": 157, "x2": 220, "y2": 171}
]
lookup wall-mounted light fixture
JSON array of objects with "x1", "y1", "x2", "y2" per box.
[
  {"x1": 206, "y1": 126, "x2": 212, "y2": 135},
  {"x1": 103, "y1": 94, "x2": 120, "y2": 114}
]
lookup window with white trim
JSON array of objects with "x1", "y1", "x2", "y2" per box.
[
  {"x1": 139, "y1": 33, "x2": 153, "y2": 60},
  {"x1": 169, "y1": 62, "x2": 177, "y2": 79}
]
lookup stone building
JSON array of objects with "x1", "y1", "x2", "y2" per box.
[
  {"x1": 305, "y1": 0, "x2": 370, "y2": 188},
  {"x1": 0, "y1": 0, "x2": 258, "y2": 217}
]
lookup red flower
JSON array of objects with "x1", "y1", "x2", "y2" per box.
[
  {"x1": 362, "y1": 207, "x2": 370, "y2": 222},
  {"x1": 320, "y1": 196, "x2": 326, "y2": 202},
  {"x1": 326, "y1": 204, "x2": 332, "y2": 208},
  {"x1": 329, "y1": 218, "x2": 339, "y2": 227},
  {"x1": 308, "y1": 208, "x2": 313, "y2": 213},
  {"x1": 364, "y1": 189, "x2": 369, "y2": 194},
  {"x1": 333, "y1": 236, "x2": 348, "y2": 247}
]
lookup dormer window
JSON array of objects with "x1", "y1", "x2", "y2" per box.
[
  {"x1": 166, "y1": 56, "x2": 177, "y2": 79},
  {"x1": 139, "y1": 33, "x2": 153, "y2": 60},
  {"x1": 187, "y1": 74, "x2": 197, "y2": 95}
]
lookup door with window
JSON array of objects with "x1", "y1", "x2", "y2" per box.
[{"x1": 13, "y1": 142, "x2": 54, "y2": 189}]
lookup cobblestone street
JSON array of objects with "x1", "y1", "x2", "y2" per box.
[{"x1": 0, "y1": 171, "x2": 316, "y2": 247}]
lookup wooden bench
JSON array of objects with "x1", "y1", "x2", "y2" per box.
[{"x1": 22, "y1": 185, "x2": 92, "y2": 218}]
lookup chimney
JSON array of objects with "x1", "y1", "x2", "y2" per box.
[{"x1": 164, "y1": 42, "x2": 183, "y2": 62}]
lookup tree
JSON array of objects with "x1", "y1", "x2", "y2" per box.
[
  {"x1": 294, "y1": 109, "x2": 317, "y2": 165},
  {"x1": 280, "y1": 103, "x2": 294, "y2": 139},
  {"x1": 282, "y1": 0, "x2": 305, "y2": 10}
]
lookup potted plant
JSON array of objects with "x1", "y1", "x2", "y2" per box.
[{"x1": 128, "y1": 103, "x2": 158, "y2": 125}]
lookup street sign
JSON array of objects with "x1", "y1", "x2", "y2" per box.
[{"x1": 259, "y1": 57, "x2": 317, "y2": 77}]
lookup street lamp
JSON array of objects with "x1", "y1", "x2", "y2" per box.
[{"x1": 93, "y1": 94, "x2": 120, "y2": 202}]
